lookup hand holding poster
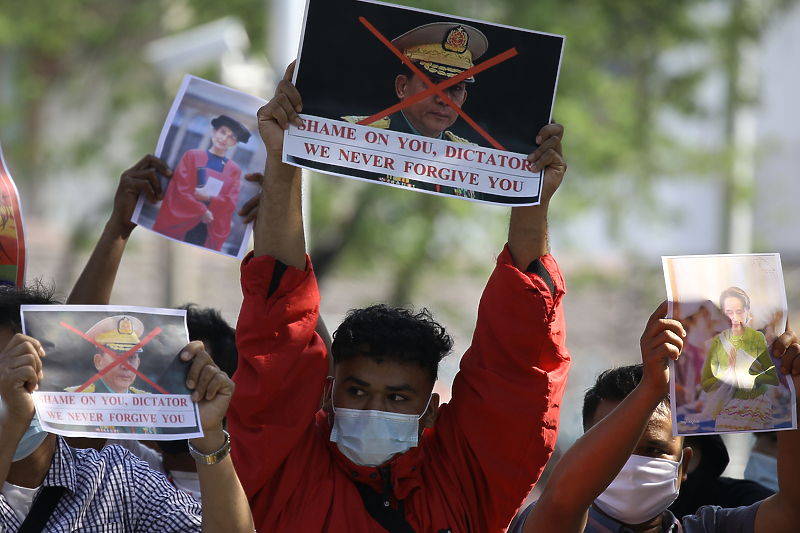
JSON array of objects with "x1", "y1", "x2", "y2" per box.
[
  {"x1": 22, "y1": 306, "x2": 203, "y2": 440},
  {"x1": 662, "y1": 254, "x2": 796, "y2": 436},
  {"x1": 0, "y1": 140, "x2": 26, "y2": 286},
  {"x1": 132, "y1": 76, "x2": 267, "y2": 259},
  {"x1": 283, "y1": 0, "x2": 565, "y2": 205}
]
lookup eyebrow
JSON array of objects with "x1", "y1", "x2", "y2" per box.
[
  {"x1": 342, "y1": 375, "x2": 370, "y2": 387},
  {"x1": 342, "y1": 375, "x2": 417, "y2": 394},
  {"x1": 644, "y1": 437, "x2": 674, "y2": 449}
]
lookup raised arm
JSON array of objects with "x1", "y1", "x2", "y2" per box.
[
  {"x1": 507, "y1": 123, "x2": 565, "y2": 269},
  {"x1": 254, "y1": 61, "x2": 306, "y2": 269},
  {"x1": 0, "y1": 334, "x2": 53, "y2": 488},
  {"x1": 523, "y1": 302, "x2": 685, "y2": 533},
  {"x1": 67, "y1": 155, "x2": 168, "y2": 305},
  {"x1": 754, "y1": 328, "x2": 800, "y2": 533},
  {"x1": 180, "y1": 342, "x2": 254, "y2": 533},
  {"x1": 228, "y1": 63, "x2": 329, "y2": 529},
  {"x1": 426, "y1": 123, "x2": 569, "y2": 532}
]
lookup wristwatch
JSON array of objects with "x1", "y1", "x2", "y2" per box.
[{"x1": 188, "y1": 430, "x2": 231, "y2": 465}]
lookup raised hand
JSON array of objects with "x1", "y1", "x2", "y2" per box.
[
  {"x1": 526, "y1": 122, "x2": 565, "y2": 204},
  {"x1": 258, "y1": 61, "x2": 303, "y2": 156},
  {"x1": 0, "y1": 334, "x2": 46, "y2": 430},
  {"x1": 639, "y1": 301, "x2": 686, "y2": 399},
  {"x1": 110, "y1": 154, "x2": 171, "y2": 237},
  {"x1": 180, "y1": 341, "x2": 234, "y2": 433}
]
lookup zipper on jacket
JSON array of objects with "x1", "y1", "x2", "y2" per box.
[{"x1": 378, "y1": 465, "x2": 391, "y2": 507}]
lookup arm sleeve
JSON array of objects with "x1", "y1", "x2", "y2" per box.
[
  {"x1": 167, "y1": 151, "x2": 209, "y2": 216},
  {"x1": 110, "y1": 438, "x2": 165, "y2": 475},
  {"x1": 752, "y1": 332, "x2": 780, "y2": 387},
  {"x1": 125, "y1": 449, "x2": 202, "y2": 532},
  {"x1": 428, "y1": 244, "x2": 571, "y2": 532},
  {"x1": 683, "y1": 502, "x2": 761, "y2": 533},
  {"x1": 228, "y1": 253, "x2": 329, "y2": 509},
  {"x1": 206, "y1": 163, "x2": 241, "y2": 251},
  {"x1": 152, "y1": 151, "x2": 210, "y2": 234},
  {"x1": 702, "y1": 338, "x2": 724, "y2": 392}
]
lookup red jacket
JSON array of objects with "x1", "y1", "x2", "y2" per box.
[
  {"x1": 230, "y1": 245, "x2": 570, "y2": 532},
  {"x1": 152, "y1": 149, "x2": 241, "y2": 251}
]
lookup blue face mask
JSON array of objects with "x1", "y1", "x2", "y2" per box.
[
  {"x1": 13, "y1": 413, "x2": 48, "y2": 462},
  {"x1": 329, "y1": 380, "x2": 432, "y2": 467},
  {"x1": 1, "y1": 397, "x2": 49, "y2": 462}
]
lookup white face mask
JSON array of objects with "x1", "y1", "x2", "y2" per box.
[
  {"x1": 329, "y1": 381, "x2": 431, "y2": 467},
  {"x1": 594, "y1": 453, "x2": 682, "y2": 525},
  {"x1": 743, "y1": 451, "x2": 779, "y2": 492}
]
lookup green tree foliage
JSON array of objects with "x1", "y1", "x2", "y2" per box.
[
  {"x1": 0, "y1": 0, "x2": 795, "y2": 304},
  {"x1": 0, "y1": 0, "x2": 164, "y2": 170}
]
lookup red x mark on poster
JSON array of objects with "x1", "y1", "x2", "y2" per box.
[
  {"x1": 356, "y1": 17, "x2": 518, "y2": 151},
  {"x1": 61, "y1": 322, "x2": 169, "y2": 394}
]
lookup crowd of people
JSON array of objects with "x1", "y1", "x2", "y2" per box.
[{"x1": 2, "y1": 29, "x2": 800, "y2": 533}]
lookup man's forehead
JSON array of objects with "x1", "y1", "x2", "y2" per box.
[
  {"x1": 592, "y1": 399, "x2": 679, "y2": 440},
  {"x1": 644, "y1": 408, "x2": 676, "y2": 441},
  {"x1": 334, "y1": 356, "x2": 431, "y2": 390}
]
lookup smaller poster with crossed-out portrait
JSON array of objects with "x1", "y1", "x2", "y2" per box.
[{"x1": 22, "y1": 305, "x2": 202, "y2": 440}]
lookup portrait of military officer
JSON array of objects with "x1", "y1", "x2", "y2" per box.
[
  {"x1": 65, "y1": 315, "x2": 148, "y2": 394},
  {"x1": 342, "y1": 22, "x2": 487, "y2": 145},
  {"x1": 341, "y1": 22, "x2": 488, "y2": 196}
]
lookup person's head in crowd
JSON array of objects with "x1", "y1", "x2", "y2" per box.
[
  {"x1": 744, "y1": 431, "x2": 779, "y2": 492},
  {"x1": 208, "y1": 115, "x2": 250, "y2": 157},
  {"x1": 157, "y1": 303, "x2": 237, "y2": 462},
  {"x1": 88, "y1": 315, "x2": 144, "y2": 393},
  {"x1": 0, "y1": 281, "x2": 58, "y2": 334},
  {"x1": 179, "y1": 303, "x2": 237, "y2": 378},
  {"x1": 719, "y1": 286, "x2": 751, "y2": 336},
  {"x1": 392, "y1": 23, "x2": 487, "y2": 138},
  {"x1": 0, "y1": 283, "x2": 60, "y2": 465},
  {"x1": 321, "y1": 304, "x2": 452, "y2": 466},
  {"x1": 668, "y1": 433, "x2": 775, "y2": 519},
  {"x1": 582, "y1": 364, "x2": 692, "y2": 527}
]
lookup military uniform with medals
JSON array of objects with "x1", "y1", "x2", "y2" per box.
[
  {"x1": 65, "y1": 316, "x2": 160, "y2": 435},
  {"x1": 341, "y1": 23, "x2": 489, "y2": 200}
]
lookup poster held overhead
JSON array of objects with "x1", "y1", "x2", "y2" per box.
[
  {"x1": 283, "y1": 0, "x2": 565, "y2": 206},
  {"x1": 22, "y1": 305, "x2": 203, "y2": 440},
  {"x1": 662, "y1": 253, "x2": 796, "y2": 436},
  {"x1": 0, "y1": 140, "x2": 27, "y2": 286},
  {"x1": 132, "y1": 76, "x2": 266, "y2": 259}
]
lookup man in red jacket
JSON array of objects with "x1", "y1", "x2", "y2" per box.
[{"x1": 228, "y1": 63, "x2": 570, "y2": 533}]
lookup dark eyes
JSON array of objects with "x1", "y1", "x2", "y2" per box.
[
  {"x1": 347, "y1": 388, "x2": 407, "y2": 402},
  {"x1": 645, "y1": 447, "x2": 668, "y2": 456}
]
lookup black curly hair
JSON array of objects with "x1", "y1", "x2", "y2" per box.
[
  {"x1": 582, "y1": 364, "x2": 670, "y2": 431},
  {"x1": 331, "y1": 304, "x2": 453, "y2": 386},
  {"x1": 0, "y1": 281, "x2": 60, "y2": 332},
  {"x1": 177, "y1": 303, "x2": 237, "y2": 379}
]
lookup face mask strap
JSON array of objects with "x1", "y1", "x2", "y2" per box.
[{"x1": 418, "y1": 392, "x2": 434, "y2": 421}]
